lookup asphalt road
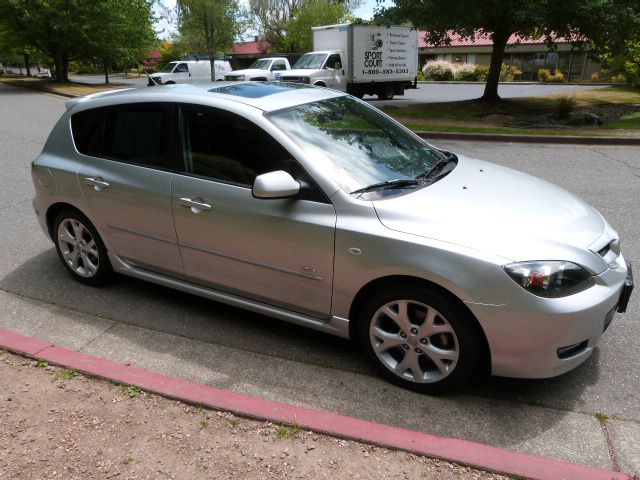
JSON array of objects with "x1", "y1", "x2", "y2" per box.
[
  {"x1": 0, "y1": 82, "x2": 638, "y2": 474},
  {"x1": 67, "y1": 73, "x2": 606, "y2": 106}
]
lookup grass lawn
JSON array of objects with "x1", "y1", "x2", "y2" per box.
[
  {"x1": 0, "y1": 76, "x2": 131, "y2": 96},
  {"x1": 383, "y1": 86, "x2": 640, "y2": 136}
]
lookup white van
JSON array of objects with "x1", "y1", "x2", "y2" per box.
[{"x1": 149, "y1": 60, "x2": 232, "y2": 85}]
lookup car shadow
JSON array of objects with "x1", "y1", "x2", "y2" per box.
[{"x1": 0, "y1": 249, "x2": 601, "y2": 447}]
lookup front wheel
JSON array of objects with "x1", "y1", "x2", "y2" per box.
[
  {"x1": 357, "y1": 285, "x2": 481, "y2": 393},
  {"x1": 53, "y1": 209, "x2": 113, "y2": 286}
]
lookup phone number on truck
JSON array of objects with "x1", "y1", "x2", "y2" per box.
[{"x1": 363, "y1": 68, "x2": 409, "y2": 75}]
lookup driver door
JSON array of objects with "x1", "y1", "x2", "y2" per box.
[{"x1": 171, "y1": 104, "x2": 336, "y2": 318}]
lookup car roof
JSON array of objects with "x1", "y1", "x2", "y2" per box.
[{"x1": 66, "y1": 82, "x2": 346, "y2": 113}]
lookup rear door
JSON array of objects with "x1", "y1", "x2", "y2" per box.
[{"x1": 72, "y1": 103, "x2": 184, "y2": 274}]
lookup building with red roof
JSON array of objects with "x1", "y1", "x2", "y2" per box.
[{"x1": 419, "y1": 31, "x2": 599, "y2": 81}]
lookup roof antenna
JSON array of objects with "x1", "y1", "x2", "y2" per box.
[{"x1": 143, "y1": 68, "x2": 159, "y2": 86}]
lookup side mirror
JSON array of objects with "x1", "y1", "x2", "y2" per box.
[{"x1": 252, "y1": 170, "x2": 300, "y2": 199}]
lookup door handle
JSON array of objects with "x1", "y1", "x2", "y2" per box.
[
  {"x1": 84, "y1": 177, "x2": 110, "y2": 191},
  {"x1": 180, "y1": 197, "x2": 212, "y2": 213}
]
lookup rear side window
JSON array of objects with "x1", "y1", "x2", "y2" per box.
[{"x1": 71, "y1": 104, "x2": 172, "y2": 170}]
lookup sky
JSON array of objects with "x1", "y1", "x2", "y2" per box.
[{"x1": 154, "y1": 0, "x2": 382, "y2": 41}]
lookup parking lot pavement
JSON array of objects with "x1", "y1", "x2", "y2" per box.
[{"x1": 0, "y1": 83, "x2": 638, "y2": 475}]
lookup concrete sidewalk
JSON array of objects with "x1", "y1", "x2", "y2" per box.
[{"x1": 0, "y1": 288, "x2": 638, "y2": 479}]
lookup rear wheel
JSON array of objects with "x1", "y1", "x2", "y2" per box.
[
  {"x1": 377, "y1": 83, "x2": 395, "y2": 100},
  {"x1": 357, "y1": 285, "x2": 480, "y2": 393},
  {"x1": 53, "y1": 209, "x2": 113, "y2": 286}
]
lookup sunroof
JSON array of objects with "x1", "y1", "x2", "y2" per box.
[{"x1": 209, "y1": 82, "x2": 307, "y2": 98}]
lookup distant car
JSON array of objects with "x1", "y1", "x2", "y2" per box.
[
  {"x1": 224, "y1": 57, "x2": 291, "y2": 82},
  {"x1": 31, "y1": 82, "x2": 633, "y2": 393},
  {"x1": 149, "y1": 60, "x2": 232, "y2": 85}
]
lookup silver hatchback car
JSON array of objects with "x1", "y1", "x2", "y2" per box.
[{"x1": 31, "y1": 82, "x2": 633, "y2": 393}]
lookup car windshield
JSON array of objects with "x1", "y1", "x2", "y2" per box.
[
  {"x1": 160, "y1": 62, "x2": 177, "y2": 73},
  {"x1": 248, "y1": 59, "x2": 271, "y2": 70},
  {"x1": 293, "y1": 53, "x2": 328, "y2": 69},
  {"x1": 268, "y1": 97, "x2": 445, "y2": 194}
]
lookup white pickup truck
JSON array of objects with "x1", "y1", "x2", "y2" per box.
[
  {"x1": 279, "y1": 23, "x2": 419, "y2": 100},
  {"x1": 224, "y1": 57, "x2": 291, "y2": 82}
]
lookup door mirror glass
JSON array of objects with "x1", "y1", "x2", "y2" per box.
[{"x1": 253, "y1": 170, "x2": 300, "y2": 199}]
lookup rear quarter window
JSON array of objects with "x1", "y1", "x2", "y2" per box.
[{"x1": 71, "y1": 104, "x2": 173, "y2": 170}]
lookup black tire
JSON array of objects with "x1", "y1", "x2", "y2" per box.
[
  {"x1": 357, "y1": 285, "x2": 481, "y2": 393},
  {"x1": 165, "y1": 81, "x2": 175, "y2": 85},
  {"x1": 53, "y1": 209, "x2": 113, "y2": 286},
  {"x1": 314, "y1": 82, "x2": 327, "y2": 88},
  {"x1": 377, "y1": 84, "x2": 395, "y2": 100}
]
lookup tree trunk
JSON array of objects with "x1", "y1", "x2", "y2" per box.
[
  {"x1": 62, "y1": 54, "x2": 69, "y2": 82},
  {"x1": 23, "y1": 53, "x2": 31, "y2": 77},
  {"x1": 209, "y1": 32, "x2": 216, "y2": 82},
  {"x1": 481, "y1": 30, "x2": 511, "y2": 101},
  {"x1": 103, "y1": 59, "x2": 110, "y2": 84},
  {"x1": 53, "y1": 49, "x2": 64, "y2": 83}
]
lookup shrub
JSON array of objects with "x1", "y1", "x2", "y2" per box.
[
  {"x1": 551, "y1": 70, "x2": 566, "y2": 82},
  {"x1": 473, "y1": 64, "x2": 490, "y2": 81},
  {"x1": 422, "y1": 60, "x2": 454, "y2": 81},
  {"x1": 538, "y1": 68, "x2": 552, "y2": 81},
  {"x1": 500, "y1": 64, "x2": 522, "y2": 81},
  {"x1": 556, "y1": 95, "x2": 577, "y2": 119},
  {"x1": 611, "y1": 74, "x2": 626, "y2": 83},
  {"x1": 417, "y1": 70, "x2": 424, "y2": 81},
  {"x1": 453, "y1": 63, "x2": 480, "y2": 81}
]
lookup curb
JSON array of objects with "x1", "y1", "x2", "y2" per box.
[
  {"x1": 415, "y1": 131, "x2": 640, "y2": 145},
  {"x1": 0, "y1": 328, "x2": 631, "y2": 480}
]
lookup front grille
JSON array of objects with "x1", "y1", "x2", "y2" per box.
[{"x1": 281, "y1": 76, "x2": 306, "y2": 84}]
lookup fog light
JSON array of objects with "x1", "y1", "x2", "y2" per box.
[{"x1": 557, "y1": 340, "x2": 588, "y2": 359}]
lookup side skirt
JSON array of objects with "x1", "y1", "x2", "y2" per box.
[{"x1": 108, "y1": 253, "x2": 351, "y2": 339}]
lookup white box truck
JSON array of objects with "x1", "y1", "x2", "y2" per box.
[{"x1": 279, "y1": 23, "x2": 419, "y2": 99}]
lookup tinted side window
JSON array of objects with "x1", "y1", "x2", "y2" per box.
[
  {"x1": 272, "y1": 60, "x2": 286, "y2": 71},
  {"x1": 180, "y1": 105, "x2": 327, "y2": 202},
  {"x1": 71, "y1": 105, "x2": 172, "y2": 170},
  {"x1": 175, "y1": 63, "x2": 188, "y2": 73}
]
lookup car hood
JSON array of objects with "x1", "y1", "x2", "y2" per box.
[{"x1": 373, "y1": 155, "x2": 608, "y2": 273}]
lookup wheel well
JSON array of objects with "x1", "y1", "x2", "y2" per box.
[
  {"x1": 45, "y1": 202, "x2": 82, "y2": 239},
  {"x1": 348, "y1": 275, "x2": 491, "y2": 370},
  {"x1": 313, "y1": 81, "x2": 326, "y2": 87}
]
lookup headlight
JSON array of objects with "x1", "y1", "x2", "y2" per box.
[{"x1": 504, "y1": 261, "x2": 595, "y2": 298}]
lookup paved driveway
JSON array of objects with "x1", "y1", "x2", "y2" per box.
[{"x1": 0, "y1": 82, "x2": 638, "y2": 475}]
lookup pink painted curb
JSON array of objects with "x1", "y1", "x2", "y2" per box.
[{"x1": 0, "y1": 328, "x2": 631, "y2": 480}]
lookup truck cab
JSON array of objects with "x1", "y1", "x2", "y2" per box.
[
  {"x1": 279, "y1": 51, "x2": 347, "y2": 91},
  {"x1": 224, "y1": 57, "x2": 291, "y2": 82}
]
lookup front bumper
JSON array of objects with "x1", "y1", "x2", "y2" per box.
[{"x1": 466, "y1": 254, "x2": 631, "y2": 379}]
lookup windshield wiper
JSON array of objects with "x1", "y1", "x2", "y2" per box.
[
  {"x1": 350, "y1": 179, "x2": 423, "y2": 195},
  {"x1": 419, "y1": 154, "x2": 457, "y2": 180}
]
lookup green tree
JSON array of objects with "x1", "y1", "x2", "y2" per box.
[
  {"x1": 250, "y1": 0, "x2": 357, "y2": 52},
  {"x1": 84, "y1": 0, "x2": 157, "y2": 84},
  {"x1": 177, "y1": 0, "x2": 246, "y2": 81},
  {"x1": 0, "y1": 0, "x2": 156, "y2": 83},
  {"x1": 383, "y1": 0, "x2": 640, "y2": 101},
  {"x1": 285, "y1": 0, "x2": 351, "y2": 52}
]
